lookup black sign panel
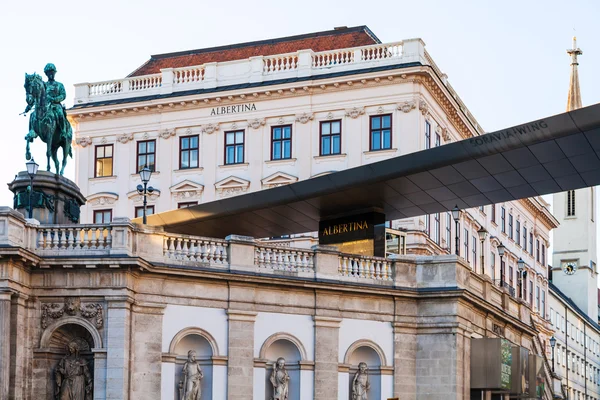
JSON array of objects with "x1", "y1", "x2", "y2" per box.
[{"x1": 318, "y1": 212, "x2": 385, "y2": 245}]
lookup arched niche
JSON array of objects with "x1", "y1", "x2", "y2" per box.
[
  {"x1": 344, "y1": 340, "x2": 387, "y2": 400},
  {"x1": 35, "y1": 318, "x2": 103, "y2": 400},
  {"x1": 259, "y1": 333, "x2": 306, "y2": 400},
  {"x1": 168, "y1": 327, "x2": 219, "y2": 400}
]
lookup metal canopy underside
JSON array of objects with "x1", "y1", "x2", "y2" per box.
[{"x1": 141, "y1": 103, "x2": 600, "y2": 238}]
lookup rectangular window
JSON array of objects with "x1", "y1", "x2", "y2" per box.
[
  {"x1": 425, "y1": 215, "x2": 430, "y2": 237},
  {"x1": 491, "y1": 204, "x2": 496, "y2": 223},
  {"x1": 137, "y1": 140, "x2": 156, "y2": 172},
  {"x1": 179, "y1": 135, "x2": 199, "y2": 169},
  {"x1": 508, "y1": 214, "x2": 513, "y2": 239},
  {"x1": 434, "y1": 213, "x2": 440, "y2": 245},
  {"x1": 370, "y1": 115, "x2": 392, "y2": 151},
  {"x1": 320, "y1": 120, "x2": 341, "y2": 156},
  {"x1": 225, "y1": 130, "x2": 245, "y2": 165},
  {"x1": 567, "y1": 190, "x2": 576, "y2": 216},
  {"x1": 425, "y1": 121, "x2": 431, "y2": 149},
  {"x1": 472, "y1": 235, "x2": 477, "y2": 269},
  {"x1": 446, "y1": 213, "x2": 452, "y2": 252},
  {"x1": 271, "y1": 125, "x2": 292, "y2": 160},
  {"x1": 135, "y1": 205, "x2": 155, "y2": 218},
  {"x1": 93, "y1": 209, "x2": 112, "y2": 224},
  {"x1": 177, "y1": 202, "x2": 198, "y2": 209},
  {"x1": 523, "y1": 276, "x2": 527, "y2": 301},
  {"x1": 501, "y1": 206, "x2": 506, "y2": 233},
  {"x1": 509, "y1": 265, "x2": 514, "y2": 287},
  {"x1": 536, "y1": 239, "x2": 540, "y2": 262},
  {"x1": 529, "y1": 281, "x2": 533, "y2": 304},
  {"x1": 435, "y1": 133, "x2": 441, "y2": 147},
  {"x1": 541, "y1": 290, "x2": 545, "y2": 318},
  {"x1": 516, "y1": 220, "x2": 521, "y2": 246},
  {"x1": 94, "y1": 144, "x2": 113, "y2": 177},
  {"x1": 529, "y1": 233, "x2": 533, "y2": 256},
  {"x1": 464, "y1": 228, "x2": 469, "y2": 264},
  {"x1": 491, "y1": 252, "x2": 496, "y2": 280}
]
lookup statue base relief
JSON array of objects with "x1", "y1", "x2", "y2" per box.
[{"x1": 8, "y1": 171, "x2": 86, "y2": 224}]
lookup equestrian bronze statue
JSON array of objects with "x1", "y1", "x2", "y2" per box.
[{"x1": 23, "y1": 63, "x2": 73, "y2": 175}]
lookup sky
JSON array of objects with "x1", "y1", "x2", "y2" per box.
[{"x1": 1, "y1": 0, "x2": 599, "y2": 259}]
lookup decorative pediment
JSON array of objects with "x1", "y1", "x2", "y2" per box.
[
  {"x1": 87, "y1": 192, "x2": 118, "y2": 206},
  {"x1": 261, "y1": 172, "x2": 298, "y2": 189},
  {"x1": 127, "y1": 189, "x2": 161, "y2": 203},
  {"x1": 170, "y1": 180, "x2": 204, "y2": 200},
  {"x1": 215, "y1": 176, "x2": 250, "y2": 198}
]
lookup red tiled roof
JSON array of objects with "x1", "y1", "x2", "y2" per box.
[{"x1": 129, "y1": 26, "x2": 380, "y2": 77}]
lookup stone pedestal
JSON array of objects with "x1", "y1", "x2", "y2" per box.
[{"x1": 8, "y1": 171, "x2": 86, "y2": 224}]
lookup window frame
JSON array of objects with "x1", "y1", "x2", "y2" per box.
[
  {"x1": 135, "y1": 205, "x2": 155, "y2": 219},
  {"x1": 224, "y1": 130, "x2": 246, "y2": 165},
  {"x1": 501, "y1": 206, "x2": 506, "y2": 233},
  {"x1": 464, "y1": 228, "x2": 469, "y2": 263},
  {"x1": 94, "y1": 144, "x2": 114, "y2": 178},
  {"x1": 179, "y1": 135, "x2": 200, "y2": 170},
  {"x1": 177, "y1": 201, "x2": 198, "y2": 209},
  {"x1": 319, "y1": 120, "x2": 342, "y2": 156},
  {"x1": 491, "y1": 204, "x2": 496, "y2": 223},
  {"x1": 516, "y1": 220, "x2": 521, "y2": 246},
  {"x1": 136, "y1": 140, "x2": 156, "y2": 172},
  {"x1": 93, "y1": 209, "x2": 112, "y2": 224},
  {"x1": 369, "y1": 114, "x2": 393, "y2": 151},
  {"x1": 271, "y1": 124, "x2": 293, "y2": 160},
  {"x1": 433, "y1": 212, "x2": 440, "y2": 245},
  {"x1": 425, "y1": 120, "x2": 431, "y2": 149},
  {"x1": 508, "y1": 213, "x2": 513, "y2": 239}
]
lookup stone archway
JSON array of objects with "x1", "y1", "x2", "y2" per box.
[
  {"x1": 344, "y1": 339, "x2": 388, "y2": 400},
  {"x1": 259, "y1": 332, "x2": 306, "y2": 400}
]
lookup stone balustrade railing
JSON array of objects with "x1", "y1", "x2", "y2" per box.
[
  {"x1": 339, "y1": 254, "x2": 392, "y2": 281},
  {"x1": 73, "y1": 40, "x2": 418, "y2": 105},
  {"x1": 254, "y1": 244, "x2": 314, "y2": 272},
  {"x1": 163, "y1": 234, "x2": 228, "y2": 264},
  {"x1": 35, "y1": 224, "x2": 113, "y2": 251}
]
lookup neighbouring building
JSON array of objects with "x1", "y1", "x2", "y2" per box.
[{"x1": 549, "y1": 37, "x2": 600, "y2": 400}]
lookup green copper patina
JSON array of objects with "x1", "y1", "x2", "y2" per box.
[{"x1": 23, "y1": 63, "x2": 73, "y2": 175}]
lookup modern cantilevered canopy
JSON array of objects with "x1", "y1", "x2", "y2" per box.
[{"x1": 140, "y1": 103, "x2": 600, "y2": 238}]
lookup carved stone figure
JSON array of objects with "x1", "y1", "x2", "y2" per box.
[
  {"x1": 270, "y1": 357, "x2": 290, "y2": 400},
  {"x1": 23, "y1": 64, "x2": 73, "y2": 175},
  {"x1": 55, "y1": 341, "x2": 92, "y2": 400},
  {"x1": 352, "y1": 362, "x2": 370, "y2": 400},
  {"x1": 179, "y1": 350, "x2": 203, "y2": 400}
]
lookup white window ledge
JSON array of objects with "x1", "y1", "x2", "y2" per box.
[
  {"x1": 313, "y1": 154, "x2": 347, "y2": 163},
  {"x1": 90, "y1": 175, "x2": 117, "y2": 181},
  {"x1": 265, "y1": 158, "x2": 297, "y2": 166},
  {"x1": 219, "y1": 163, "x2": 250, "y2": 170},
  {"x1": 363, "y1": 148, "x2": 398, "y2": 158},
  {"x1": 130, "y1": 171, "x2": 160, "y2": 177},
  {"x1": 174, "y1": 167, "x2": 204, "y2": 173}
]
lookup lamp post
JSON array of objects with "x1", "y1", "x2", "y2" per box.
[
  {"x1": 497, "y1": 242, "x2": 506, "y2": 288},
  {"x1": 452, "y1": 205, "x2": 460, "y2": 256},
  {"x1": 477, "y1": 227, "x2": 487, "y2": 275},
  {"x1": 517, "y1": 258, "x2": 525, "y2": 299},
  {"x1": 25, "y1": 158, "x2": 39, "y2": 219},
  {"x1": 550, "y1": 335, "x2": 557, "y2": 372},
  {"x1": 137, "y1": 165, "x2": 154, "y2": 224}
]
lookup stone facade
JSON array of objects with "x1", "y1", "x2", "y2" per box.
[{"x1": 0, "y1": 208, "x2": 559, "y2": 399}]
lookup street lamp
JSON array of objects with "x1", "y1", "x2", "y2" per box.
[
  {"x1": 137, "y1": 165, "x2": 154, "y2": 224},
  {"x1": 517, "y1": 258, "x2": 525, "y2": 299},
  {"x1": 550, "y1": 335, "x2": 557, "y2": 372},
  {"x1": 25, "y1": 158, "x2": 39, "y2": 219},
  {"x1": 477, "y1": 227, "x2": 487, "y2": 275},
  {"x1": 452, "y1": 205, "x2": 461, "y2": 256},
  {"x1": 497, "y1": 242, "x2": 506, "y2": 288}
]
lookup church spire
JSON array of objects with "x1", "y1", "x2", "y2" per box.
[{"x1": 566, "y1": 36, "x2": 583, "y2": 111}]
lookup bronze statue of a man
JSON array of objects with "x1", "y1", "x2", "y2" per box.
[
  {"x1": 55, "y1": 341, "x2": 92, "y2": 400},
  {"x1": 42, "y1": 63, "x2": 68, "y2": 134}
]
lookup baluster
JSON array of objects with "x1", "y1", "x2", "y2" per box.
[
  {"x1": 375, "y1": 261, "x2": 382, "y2": 280},
  {"x1": 204, "y1": 241, "x2": 212, "y2": 263},
  {"x1": 369, "y1": 260, "x2": 375, "y2": 279},
  {"x1": 88, "y1": 228, "x2": 97, "y2": 250},
  {"x1": 338, "y1": 257, "x2": 345, "y2": 275},
  {"x1": 197, "y1": 241, "x2": 205, "y2": 262},
  {"x1": 57, "y1": 228, "x2": 66, "y2": 249},
  {"x1": 36, "y1": 229, "x2": 43, "y2": 249},
  {"x1": 215, "y1": 243, "x2": 223, "y2": 264},
  {"x1": 173, "y1": 238, "x2": 182, "y2": 260},
  {"x1": 66, "y1": 227, "x2": 75, "y2": 249},
  {"x1": 266, "y1": 249, "x2": 273, "y2": 269},
  {"x1": 282, "y1": 251, "x2": 290, "y2": 270},
  {"x1": 308, "y1": 253, "x2": 314, "y2": 270},
  {"x1": 258, "y1": 247, "x2": 265, "y2": 267},
  {"x1": 188, "y1": 239, "x2": 198, "y2": 261},
  {"x1": 81, "y1": 228, "x2": 88, "y2": 249}
]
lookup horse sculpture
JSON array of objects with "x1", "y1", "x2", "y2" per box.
[{"x1": 24, "y1": 72, "x2": 72, "y2": 175}]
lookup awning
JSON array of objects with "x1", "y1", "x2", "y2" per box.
[{"x1": 139, "y1": 103, "x2": 600, "y2": 237}]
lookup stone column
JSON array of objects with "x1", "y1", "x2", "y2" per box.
[
  {"x1": 130, "y1": 303, "x2": 166, "y2": 400},
  {"x1": 227, "y1": 310, "x2": 257, "y2": 400},
  {"x1": 393, "y1": 299, "x2": 417, "y2": 399},
  {"x1": 0, "y1": 291, "x2": 12, "y2": 400},
  {"x1": 313, "y1": 316, "x2": 341, "y2": 399},
  {"x1": 9, "y1": 293, "x2": 29, "y2": 400},
  {"x1": 105, "y1": 296, "x2": 133, "y2": 400}
]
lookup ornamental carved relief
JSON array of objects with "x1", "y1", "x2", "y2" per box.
[
  {"x1": 344, "y1": 107, "x2": 365, "y2": 119},
  {"x1": 397, "y1": 100, "x2": 416, "y2": 113},
  {"x1": 295, "y1": 113, "x2": 314, "y2": 124},
  {"x1": 159, "y1": 129, "x2": 176, "y2": 139},
  {"x1": 325, "y1": 112, "x2": 335, "y2": 120},
  {"x1": 218, "y1": 187, "x2": 248, "y2": 198},
  {"x1": 130, "y1": 193, "x2": 160, "y2": 203},
  {"x1": 41, "y1": 297, "x2": 104, "y2": 329},
  {"x1": 173, "y1": 190, "x2": 202, "y2": 200},
  {"x1": 202, "y1": 123, "x2": 219, "y2": 135},
  {"x1": 247, "y1": 118, "x2": 266, "y2": 129},
  {"x1": 88, "y1": 197, "x2": 116, "y2": 206},
  {"x1": 419, "y1": 100, "x2": 429, "y2": 115},
  {"x1": 117, "y1": 133, "x2": 134, "y2": 144},
  {"x1": 375, "y1": 106, "x2": 385, "y2": 114},
  {"x1": 75, "y1": 137, "x2": 92, "y2": 148}
]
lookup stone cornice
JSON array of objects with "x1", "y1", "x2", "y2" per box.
[{"x1": 226, "y1": 309, "x2": 258, "y2": 322}]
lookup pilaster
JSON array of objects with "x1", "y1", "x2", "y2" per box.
[
  {"x1": 393, "y1": 299, "x2": 417, "y2": 399},
  {"x1": 227, "y1": 310, "x2": 257, "y2": 399},
  {"x1": 9, "y1": 292, "x2": 29, "y2": 400},
  {"x1": 130, "y1": 302, "x2": 166, "y2": 399},
  {"x1": 0, "y1": 291, "x2": 12, "y2": 400},
  {"x1": 105, "y1": 296, "x2": 133, "y2": 400},
  {"x1": 313, "y1": 316, "x2": 341, "y2": 399}
]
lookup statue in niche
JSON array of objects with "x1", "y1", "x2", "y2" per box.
[
  {"x1": 55, "y1": 340, "x2": 92, "y2": 400},
  {"x1": 352, "y1": 362, "x2": 370, "y2": 400},
  {"x1": 270, "y1": 357, "x2": 290, "y2": 400},
  {"x1": 179, "y1": 350, "x2": 203, "y2": 400}
]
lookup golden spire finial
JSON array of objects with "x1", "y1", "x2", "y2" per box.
[{"x1": 566, "y1": 37, "x2": 583, "y2": 111}]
